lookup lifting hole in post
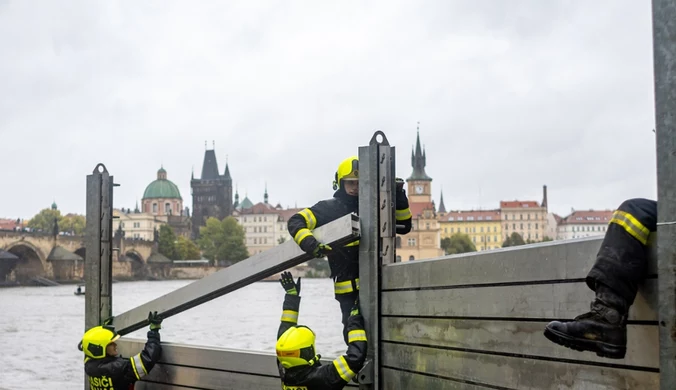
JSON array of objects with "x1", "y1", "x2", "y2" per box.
[
  {"x1": 369, "y1": 130, "x2": 389, "y2": 146},
  {"x1": 94, "y1": 164, "x2": 107, "y2": 174}
]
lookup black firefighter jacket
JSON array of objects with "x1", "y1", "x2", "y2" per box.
[
  {"x1": 277, "y1": 294, "x2": 367, "y2": 389},
  {"x1": 288, "y1": 188, "x2": 412, "y2": 285},
  {"x1": 85, "y1": 330, "x2": 162, "y2": 390}
]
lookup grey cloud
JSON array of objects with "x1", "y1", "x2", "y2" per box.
[{"x1": 0, "y1": 0, "x2": 657, "y2": 219}]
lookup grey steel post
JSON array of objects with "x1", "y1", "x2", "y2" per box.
[
  {"x1": 654, "y1": 0, "x2": 676, "y2": 388},
  {"x1": 358, "y1": 131, "x2": 394, "y2": 389},
  {"x1": 379, "y1": 137, "x2": 396, "y2": 267},
  {"x1": 84, "y1": 164, "x2": 115, "y2": 331}
]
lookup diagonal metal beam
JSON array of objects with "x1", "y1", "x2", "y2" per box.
[{"x1": 113, "y1": 213, "x2": 360, "y2": 335}]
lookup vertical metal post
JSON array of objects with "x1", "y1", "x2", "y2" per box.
[
  {"x1": 358, "y1": 131, "x2": 395, "y2": 389},
  {"x1": 379, "y1": 139, "x2": 396, "y2": 267},
  {"x1": 84, "y1": 164, "x2": 115, "y2": 328},
  {"x1": 654, "y1": 0, "x2": 676, "y2": 388},
  {"x1": 84, "y1": 164, "x2": 115, "y2": 388}
]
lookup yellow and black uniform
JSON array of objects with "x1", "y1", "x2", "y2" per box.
[
  {"x1": 545, "y1": 198, "x2": 656, "y2": 359},
  {"x1": 585, "y1": 198, "x2": 656, "y2": 303},
  {"x1": 276, "y1": 293, "x2": 367, "y2": 389},
  {"x1": 287, "y1": 156, "x2": 412, "y2": 343},
  {"x1": 80, "y1": 313, "x2": 163, "y2": 390}
]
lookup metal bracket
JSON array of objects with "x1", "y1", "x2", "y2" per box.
[{"x1": 358, "y1": 359, "x2": 375, "y2": 385}]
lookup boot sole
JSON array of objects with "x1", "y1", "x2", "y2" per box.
[{"x1": 544, "y1": 326, "x2": 626, "y2": 360}]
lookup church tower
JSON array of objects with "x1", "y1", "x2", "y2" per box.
[
  {"x1": 190, "y1": 142, "x2": 234, "y2": 238},
  {"x1": 406, "y1": 124, "x2": 433, "y2": 203}
]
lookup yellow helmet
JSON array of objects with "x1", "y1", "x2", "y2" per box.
[
  {"x1": 79, "y1": 325, "x2": 120, "y2": 359},
  {"x1": 276, "y1": 325, "x2": 317, "y2": 369},
  {"x1": 333, "y1": 156, "x2": 359, "y2": 190}
]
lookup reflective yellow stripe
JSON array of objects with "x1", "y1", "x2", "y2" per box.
[
  {"x1": 281, "y1": 310, "x2": 298, "y2": 323},
  {"x1": 299, "y1": 209, "x2": 317, "y2": 230},
  {"x1": 294, "y1": 228, "x2": 313, "y2": 246},
  {"x1": 345, "y1": 239, "x2": 360, "y2": 247},
  {"x1": 334, "y1": 280, "x2": 353, "y2": 294},
  {"x1": 334, "y1": 278, "x2": 359, "y2": 294},
  {"x1": 130, "y1": 353, "x2": 147, "y2": 379},
  {"x1": 332, "y1": 355, "x2": 356, "y2": 382},
  {"x1": 348, "y1": 329, "x2": 367, "y2": 343},
  {"x1": 610, "y1": 210, "x2": 650, "y2": 245},
  {"x1": 395, "y1": 207, "x2": 412, "y2": 221}
]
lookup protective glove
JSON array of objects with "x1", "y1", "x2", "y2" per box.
[
  {"x1": 280, "y1": 271, "x2": 301, "y2": 295},
  {"x1": 148, "y1": 311, "x2": 163, "y2": 331},
  {"x1": 395, "y1": 177, "x2": 405, "y2": 192},
  {"x1": 312, "y1": 243, "x2": 332, "y2": 258},
  {"x1": 350, "y1": 298, "x2": 360, "y2": 317},
  {"x1": 102, "y1": 316, "x2": 114, "y2": 326}
]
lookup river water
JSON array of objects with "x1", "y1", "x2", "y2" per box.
[{"x1": 0, "y1": 278, "x2": 346, "y2": 389}]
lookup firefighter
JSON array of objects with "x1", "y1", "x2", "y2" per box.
[
  {"x1": 79, "y1": 311, "x2": 163, "y2": 389},
  {"x1": 544, "y1": 198, "x2": 656, "y2": 359},
  {"x1": 287, "y1": 155, "x2": 412, "y2": 343},
  {"x1": 276, "y1": 271, "x2": 367, "y2": 389}
]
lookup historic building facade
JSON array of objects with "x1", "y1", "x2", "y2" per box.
[
  {"x1": 396, "y1": 129, "x2": 445, "y2": 262},
  {"x1": 232, "y1": 187, "x2": 302, "y2": 256},
  {"x1": 191, "y1": 147, "x2": 234, "y2": 238},
  {"x1": 440, "y1": 210, "x2": 503, "y2": 251},
  {"x1": 556, "y1": 209, "x2": 613, "y2": 240},
  {"x1": 500, "y1": 185, "x2": 549, "y2": 242}
]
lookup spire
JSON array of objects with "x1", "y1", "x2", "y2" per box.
[
  {"x1": 415, "y1": 122, "x2": 423, "y2": 157},
  {"x1": 223, "y1": 154, "x2": 231, "y2": 180},
  {"x1": 438, "y1": 189, "x2": 447, "y2": 214},
  {"x1": 191, "y1": 165, "x2": 194, "y2": 180},
  {"x1": 51, "y1": 200, "x2": 57, "y2": 210},
  {"x1": 233, "y1": 185, "x2": 240, "y2": 208},
  {"x1": 264, "y1": 182, "x2": 269, "y2": 204},
  {"x1": 200, "y1": 148, "x2": 220, "y2": 180},
  {"x1": 134, "y1": 200, "x2": 140, "y2": 213},
  {"x1": 407, "y1": 122, "x2": 432, "y2": 181}
]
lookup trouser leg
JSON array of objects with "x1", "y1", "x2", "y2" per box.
[{"x1": 545, "y1": 198, "x2": 657, "y2": 359}]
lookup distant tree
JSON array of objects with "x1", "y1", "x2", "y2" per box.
[
  {"x1": 502, "y1": 232, "x2": 526, "y2": 247},
  {"x1": 197, "y1": 216, "x2": 249, "y2": 263},
  {"x1": 176, "y1": 235, "x2": 201, "y2": 260},
  {"x1": 542, "y1": 236, "x2": 554, "y2": 242},
  {"x1": 440, "y1": 233, "x2": 477, "y2": 255},
  {"x1": 158, "y1": 225, "x2": 179, "y2": 260},
  {"x1": 28, "y1": 208, "x2": 62, "y2": 232},
  {"x1": 60, "y1": 214, "x2": 86, "y2": 235},
  {"x1": 278, "y1": 235, "x2": 287, "y2": 244}
]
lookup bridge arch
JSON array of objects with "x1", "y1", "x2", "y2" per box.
[
  {"x1": 75, "y1": 247, "x2": 86, "y2": 259},
  {"x1": 4, "y1": 242, "x2": 45, "y2": 282},
  {"x1": 123, "y1": 250, "x2": 146, "y2": 278}
]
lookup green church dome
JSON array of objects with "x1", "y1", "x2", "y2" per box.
[
  {"x1": 239, "y1": 196, "x2": 254, "y2": 210},
  {"x1": 143, "y1": 167, "x2": 182, "y2": 200}
]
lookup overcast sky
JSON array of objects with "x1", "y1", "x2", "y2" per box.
[{"x1": 0, "y1": 0, "x2": 657, "y2": 220}]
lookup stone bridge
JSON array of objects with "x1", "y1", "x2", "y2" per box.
[{"x1": 0, "y1": 230, "x2": 155, "y2": 284}]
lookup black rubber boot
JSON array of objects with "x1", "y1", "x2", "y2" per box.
[{"x1": 544, "y1": 283, "x2": 628, "y2": 359}]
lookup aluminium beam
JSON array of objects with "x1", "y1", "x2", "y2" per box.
[
  {"x1": 113, "y1": 213, "x2": 359, "y2": 335},
  {"x1": 653, "y1": 0, "x2": 676, "y2": 388}
]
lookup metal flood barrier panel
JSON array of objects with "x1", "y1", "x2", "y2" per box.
[
  {"x1": 117, "y1": 341, "x2": 359, "y2": 389},
  {"x1": 379, "y1": 237, "x2": 659, "y2": 389}
]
